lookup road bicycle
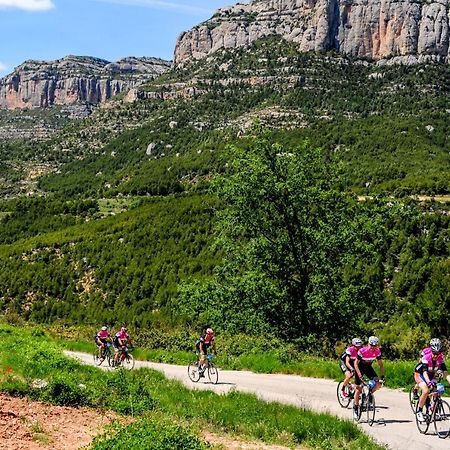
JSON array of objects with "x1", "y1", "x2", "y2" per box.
[
  {"x1": 354, "y1": 378, "x2": 383, "y2": 426},
  {"x1": 111, "y1": 346, "x2": 135, "y2": 370},
  {"x1": 93, "y1": 342, "x2": 113, "y2": 367},
  {"x1": 188, "y1": 353, "x2": 218, "y2": 384},
  {"x1": 415, "y1": 382, "x2": 450, "y2": 438},
  {"x1": 337, "y1": 380, "x2": 355, "y2": 408},
  {"x1": 409, "y1": 384, "x2": 422, "y2": 413}
]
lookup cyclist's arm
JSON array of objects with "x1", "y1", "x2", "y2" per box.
[
  {"x1": 377, "y1": 359, "x2": 385, "y2": 378},
  {"x1": 417, "y1": 363, "x2": 432, "y2": 384},
  {"x1": 345, "y1": 355, "x2": 353, "y2": 372},
  {"x1": 354, "y1": 358, "x2": 362, "y2": 379}
]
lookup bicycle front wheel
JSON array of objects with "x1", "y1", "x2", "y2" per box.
[
  {"x1": 367, "y1": 394, "x2": 376, "y2": 426},
  {"x1": 415, "y1": 403, "x2": 430, "y2": 434},
  {"x1": 408, "y1": 385, "x2": 420, "y2": 413},
  {"x1": 207, "y1": 363, "x2": 219, "y2": 384},
  {"x1": 337, "y1": 381, "x2": 352, "y2": 408},
  {"x1": 93, "y1": 351, "x2": 101, "y2": 366},
  {"x1": 122, "y1": 354, "x2": 135, "y2": 370},
  {"x1": 188, "y1": 361, "x2": 201, "y2": 382},
  {"x1": 434, "y1": 399, "x2": 450, "y2": 439}
]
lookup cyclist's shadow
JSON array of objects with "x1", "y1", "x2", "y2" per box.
[{"x1": 202, "y1": 381, "x2": 236, "y2": 386}]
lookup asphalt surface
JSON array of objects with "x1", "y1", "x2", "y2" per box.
[{"x1": 66, "y1": 351, "x2": 450, "y2": 450}]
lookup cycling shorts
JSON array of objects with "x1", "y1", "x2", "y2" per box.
[
  {"x1": 355, "y1": 364, "x2": 378, "y2": 385},
  {"x1": 414, "y1": 372, "x2": 436, "y2": 385},
  {"x1": 339, "y1": 358, "x2": 355, "y2": 374},
  {"x1": 95, "y1": 337, "x2": 108, "y2": 346}
]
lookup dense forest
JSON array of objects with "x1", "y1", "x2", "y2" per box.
[{"x1": 0, "y1": 37, "x2": 449, "y2": 357}]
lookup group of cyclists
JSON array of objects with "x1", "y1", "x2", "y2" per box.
[
  {"x1": 339, "y1": 335, "x2": 450, "y2": 422},
  {"x1": 94, "y1": 325, "x2": 132, "y2": 365}
]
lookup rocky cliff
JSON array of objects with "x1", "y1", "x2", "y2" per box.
[
  {"x1": 174, "y1": 0, "x2": 450, "y2": 64},
  {"x1": 0, "y1": 55, "x2": 171, "y2": 109}
]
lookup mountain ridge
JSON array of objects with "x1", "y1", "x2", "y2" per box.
[{"x1": 0, "y1": 55, "x2": 171, "y2": 110}]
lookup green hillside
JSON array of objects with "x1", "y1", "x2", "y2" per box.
[{"x1": 0, "y1": 36, "x2": 449, "y2": 355}]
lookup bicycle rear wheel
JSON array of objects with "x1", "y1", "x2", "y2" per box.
[
  {"x1": 93, "y1": 351, "x2": 102, "y2": 366},
  {"x1": 409, "y1": 385, "x2": 420, "y2": 413},
  {"x1": 415, "y1": 403, "x2": 430, "y2": 434},
  {"x1": 188, "y1": 361, "x2": 201, "y2": 382},
  {"x1": 207, "y1": 363, "x2": 219, "y2": 384},
  {"x1": 122, "y1": 354, "x2": 135, "y2": 370},
  {"x1": 434, "y1": 399, "x2": 450, "y2": 439},
  {"x1": 337, "y1": 381, "x2": 352, "y2": 408},
  {"x1": 367, "y1": 393, "x2": 376, "y2": 426}
]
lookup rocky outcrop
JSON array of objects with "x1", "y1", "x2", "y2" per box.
[
  {"x1": 174, "y1": 0, "x2": 450, "y2": 64},
  {"x1": 0, "y1": 55, "x2": 171, "y2": 109}
]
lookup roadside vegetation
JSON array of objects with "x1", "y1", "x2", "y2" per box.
[{"x1": 0, "y1": 324, "x2": 383, "y2": 449}]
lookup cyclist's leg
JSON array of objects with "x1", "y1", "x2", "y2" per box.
[
  {"x1": 353, "y1": 369, "x2": 363, "y2": 406},
  {"x1": 365, "y1": 365, "x2": 380, "y2": 392},
  {"x1": 417, "y1": 378, "x2": 430, "y2": 410}
]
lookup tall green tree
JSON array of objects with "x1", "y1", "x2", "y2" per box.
[{"x1": 180, "y1": 129, "x2": 389, "y2": 343}]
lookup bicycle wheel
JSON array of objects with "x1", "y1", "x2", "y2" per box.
[
  {"x1": 122, "y1": 354, "x2": 135, "y2": 370},
  {"x1": 207, "y1": 363, "x2": 219, "y2": 384},
  {"x1": 188, "y1": 361, "x2": 201, "y2": 382},
  {"x1": 409, "y1": 385, "x2": 420, "y2": 413},
  {"x1": 367, "y1": 393, "x2": 376, "y2": 426},
  {"x1": 415, "y1": 402, "x2": 430, "y2": 434},
  {"x1": 337, "y1": 381, "x2": 352, "y2": 408},
  {"x1": 434, "y1": 399, "x2": 450, "y2": 439}
]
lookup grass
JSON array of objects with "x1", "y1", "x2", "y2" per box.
[{"x1": 0, "y1": 324, "x2": 383, "y2": 450}]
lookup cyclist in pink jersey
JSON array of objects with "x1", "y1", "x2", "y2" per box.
[
  {"x1": 414, "y1": 338, "x2": 450, "y2": 422},
  {"x1": 353, "y1": 336, "x2": 385, "y2": 420},
  {"x1": 94, "y1": 326, "x2": 111, "y2": 360},
  {"x1": 338, "y1": 338, "x2": 363, "y2": 397},
  {"x1": 112, "y1": 326, "x2": 132, "y2": 365}
]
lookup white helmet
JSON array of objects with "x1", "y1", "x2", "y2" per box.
[
  {"x1": 430, "y1": 338, "x2": 442, "y2": 353},
  {"x1": 206, "y1": 328, "x2": 214, "y2": 335},
  {"x1": 101, "y1": 326, "x2": 107, "y2": 331},
  {"x1": 352, "y1": 338, "x2": 363, "y2": 347},
  {"x1": 368, "y1": 336, "x2": 379, "y2": 346}
]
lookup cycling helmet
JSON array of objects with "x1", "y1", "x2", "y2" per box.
[
  {"x1": 121, "y1": 326, "x2": 128, "y2": 332},
  {"x1": 101, "y1": 326, "x2": 107, "y2": 331},
  {"x1": 430, "y1": 338, "x2": 442, "y2": 353},
  {"x1": 368, "y1": 336, "x2": 379, "y2": 346},
  {"x1": 351, "y1": 338, "x2": 363, "y2": 347},
  {"x1": 206, "y1": 328, "x2": 214, "y2": 335}
]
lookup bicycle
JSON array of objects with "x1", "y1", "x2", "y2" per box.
[
  {"x1": 415, "y1": 382, "x2": 450, "y2": 438},
  {"x1": 409, "y1": 384, "x2": 422, "y2": 413},
  {"x1": 354, "y1": 378, "x2": 383, "y2": 426},
  {"x1": 337, "y1": 380, "x2": 355, "y2": 408},
  {"x1": 111, "y1": 346, "x2": 135, "y2": 370},
  {"x1": 93, "y1": 342, "x2": 113, "y2": 367},
  {"x1": 187, "y1": 353, "x2": 218, "y2": 384}
]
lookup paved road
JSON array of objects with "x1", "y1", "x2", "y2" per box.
[{"x1": 66, "y1": 351, "x2": 449, "y2": 450}]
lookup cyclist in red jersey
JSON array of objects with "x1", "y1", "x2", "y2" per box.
[
  {"x1": 414, "y1": 338, "x2": 450, "y2": 422},
  {"x1": 353, "y1": 336, "x2": 385, "y2": 420},
  {"x1": 196, "y1": 328, "x2": 216, "y2": 377}
]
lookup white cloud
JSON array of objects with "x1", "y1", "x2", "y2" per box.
[
  {"x1": 0, "y1": 62, "x2": 7, "y2": 72},
  {"x1": 0, "y1": 0, "x2": 55, "y2": 11},
  {"x1": 92, "y1": 0, "x2": 212, "y2": 16}
]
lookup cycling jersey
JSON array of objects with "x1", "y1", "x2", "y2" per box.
[
  {"x1": 96, "y1": 330, "x2": 110, "y2": 340},
  {"x1": 357, "y1": 346, "x2": 382, "y2": 364},
  {"x1": 113, "y1": 330, "x2": 130, "y2": 348},
  {"x1": 340, "y1": 345, "x2": 359, "y2": 361},
  {"x1": 196, "y1": 334, "x2": 215, "y2": 354},
  {"x1": 414, "y1": 347, "x2": 447, "y2": 376}
]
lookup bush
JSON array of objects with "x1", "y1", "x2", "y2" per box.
[
  {"x1": 91, "y1": 417, "x2": 208, "y2": 450},
  {"x1": 42, "y1": 376, "x2": 88, "y2": 407}
]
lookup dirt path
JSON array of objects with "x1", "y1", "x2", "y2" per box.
[
  {"x1": 66, "y1": 351, "x2": 450, "y2": 450},
  {"x1": 0, "y1": 394, "x2": 114, "y2": 450}
]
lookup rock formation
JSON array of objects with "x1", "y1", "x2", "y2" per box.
[
  {"x1": 174, "y1": 0, "x2": 450, "y2": 64},
  {"x1": 0, "y1": 55, "x2": 171, "y2": 109}
]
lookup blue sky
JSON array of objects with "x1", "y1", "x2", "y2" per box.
[{"x1": 0, "y1": 0, "x2": 242, "y2": 76}]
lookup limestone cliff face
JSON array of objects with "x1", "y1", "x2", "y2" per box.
[
  {"x1": 0, "y1": 55, "x2": 171, "y2": 109},
  {"x1": 174, "y1": 0, "x2": 450, "y2": 64}
]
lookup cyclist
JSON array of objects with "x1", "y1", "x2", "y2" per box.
[
  {"x1": 339, "y1": 337, "x2": 363, "y2": 398},
  {"x1": 414, "y1": 338, "x2": 450, "y2": 422},
  {"x1": 196, "y1": 328, "x2": 216, "y2": 377},
  {"x1": 113, "y1": 326, "x2": 132, "y2": 365},
  {"x1": 353, "y1": 336, "x2": 385, "y2": 420},
  {"x1": 94, "y1": 325, "x2": 111, "y2": 360}
]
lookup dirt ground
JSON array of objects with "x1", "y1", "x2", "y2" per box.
[
  {"x1": 0, "y1": 394, "x2": 113, "y2": 450},
  {"x1": 0, "y1": 394, "x2": 295, "y2": 450}
]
